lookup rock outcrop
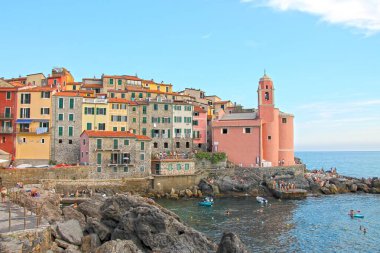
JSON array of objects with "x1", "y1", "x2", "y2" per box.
[{"x1": 216, "y1": 232, "x2": 249, "y2": 253}]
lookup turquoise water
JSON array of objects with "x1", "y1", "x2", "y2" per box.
[
  {"x1": 158, "y1": 152, "x2": 380, "y2": 252},
  {"x1": 296, "y1": 151, "x2": 380, "y2": 178}
]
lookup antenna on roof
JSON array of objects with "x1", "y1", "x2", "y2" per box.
[{"x1": 264, "y1": 69, "x2": 266, "y2": 76}]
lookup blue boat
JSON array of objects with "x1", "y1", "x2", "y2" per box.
[
  {"x1": 198, "y1": 197, "x2": 214, "y2": 206},
  {"x1": 354, "y1": 214, "x2": 364, "y2": 218}
]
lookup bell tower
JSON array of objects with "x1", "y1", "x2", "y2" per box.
[{"x1": 258, "y1": 71, "x2": 275, "y2": 122}]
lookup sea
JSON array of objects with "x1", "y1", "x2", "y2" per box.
[{"x1": 157, "y1": 151, "x2": 380, "y2": 253}]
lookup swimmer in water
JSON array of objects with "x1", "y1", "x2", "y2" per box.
[
  {"x1": 225, "y1": 210, "x2": 231, "y2": 216},
  {"x1": 363, "y1": 228, "x2": 367, "y2": 234}
]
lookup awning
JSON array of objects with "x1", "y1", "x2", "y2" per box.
[
  {"x1": 33, "y1": 119, "x2": 49, "y2": 122},
  {"x1": 16, "y1": 119, "x2": 32, "y2": 124}
]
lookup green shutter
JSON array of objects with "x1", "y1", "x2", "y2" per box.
[
  {"x1": 141, "y1": 142, "x2": 144, "y2": 150},
  {"x1": 168, "y1": 129, "x2": 171, "y2": 138},
  {"x1": 151, "y1": 129, "x2": 154, "y2": 138},
  {"x1": 97, "y1": 139, "x2": 102, "y2": 149},
  {"x1": 69, "y1": 114, "x2": 74, "y2": 121},
  {"x1": 58, "y1": 98, "x2": 63, "y2": 108},
  {"x1": 86, "y1": 123, "x2": 92, "y2": 130},
  {"x1": 58, "y1": 127, "x2": 63, "y2": 136},
  {"x1": 114, "y1": 139, "x2": 118, "y2": 149},
  {"x1": 69, "y1": 98, "x2": 74, "y2": 109},
  {"x1": 142, "y1": 128, "x2": 146, "y2": 135},
  {"x1": 58, "y1": 114, "x2": 63, "y2": 121},
  {"x1": 68, "y1": 127, "x2": 73, "y2": 136},
  {"x1": 97, "y1": 153, "x2": 102, "y2": 164}
]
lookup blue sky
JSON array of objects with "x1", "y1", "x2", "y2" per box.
[{"x1": 1, "y1": 0, "x2": 379, "y2": 151}]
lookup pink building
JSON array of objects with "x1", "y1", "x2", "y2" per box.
[
  {"x1": 212, "y1": 74, "x2": 294, "y2": 167},
  {"x1": 192, "y1": 106, "x2": 207, "y2": 150}
]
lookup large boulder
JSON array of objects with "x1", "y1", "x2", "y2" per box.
[
  {"x1": 185, "y1": 189, "x2": 193, "y2": 197},
  {"x1": 329, "y1": 184, "x2": 338, "y2": 194},
  {"x1": 216, "y1": 232, "x2": 249, "y2": 253},
  {"x1": 77, "y1": 195, "x2": 105, "y2": 220},
  {"x1": 81, "y1": 234, "x2": 101, "y2": 253},
  {"x1": 62, "y1": 206, "x2": 86, "y2": 229},
  {"x1": 372, "y1": 179, "x2": 380, "y2": 189},
  {"x1": 86, "y1": 218, "x2": 112, "y2": 242},
  {"x1": 320, "y1": 187, "x2": 331, "y2": 195},
  {"x1": 356, "y1": 183, "x2": 370, "y2": 193},
  {"x1": 350, "y1": 184, "x2": 358, "y2": 192},
  {"x1": 56, "y1": 219, "x2": 84, "y2": 246},
  {"x1": 95, "y1": 240, "x2": 142, "y2": 253},
  {"x1": 198, "y1": 179, "x2": 213, "y2": 195}
]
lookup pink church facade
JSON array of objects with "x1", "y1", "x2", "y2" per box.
[{"x1": 212, "y1": 74, "x2": 294, "y2": 167}]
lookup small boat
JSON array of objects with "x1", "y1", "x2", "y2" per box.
[
  {"x1": 256, "y1": 196, "x2": 268, "y2": 204},
  {"x1": 198, "y1": 197, "x2": 214, "y2": 207},
  {"x1": 353, "y1": 214, "x2": 364, "y2": 218}
]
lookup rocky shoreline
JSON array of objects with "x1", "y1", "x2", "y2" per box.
[{"x1": 0, "y1": 193, "x2": 249, "y2": 253}]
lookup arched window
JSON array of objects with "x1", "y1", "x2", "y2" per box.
[{"x1": 265, "y1": 92, "x2": 270, "y2": 101}]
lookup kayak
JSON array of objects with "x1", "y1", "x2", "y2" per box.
[
  {"x1": 256, "y1": 196, "x2": 268, "y2": 204},
  {"x1": 353, "y1": 214, "x2": 364, "y2": 218},
  {"x1": 198, "y1": 201, "x2": 213, "y2": 206}
]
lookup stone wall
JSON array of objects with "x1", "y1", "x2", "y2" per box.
[
  {"x1": 0, "y1": 167, "x2": 94, "y2": 188},
  {"x1": 153, "y1": 173, "x2": 203, "y2": 192},
  {"x1": 151, "y1": 159, "x2": 195, "y2": 176}
]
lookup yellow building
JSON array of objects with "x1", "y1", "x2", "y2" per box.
[
  {"x1": 65, "y1": 82, "x2": 82, "y2": 91},
  {"x1": 82, "y1": 97, "x2": 109, "y2": 132},
  {"x1": 142, "y1": 79, "x2": 173, "y2": 93},
  {"x1": 107, "y1": 98, "x2": 131, "y2": 132},
  {"x1": 15, "y1": 86, "x2": 55, "y2": 163}
]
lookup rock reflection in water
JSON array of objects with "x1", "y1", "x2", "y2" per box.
[{"x1": 157, "y1": 197, "x2": 298, "y2": 252}]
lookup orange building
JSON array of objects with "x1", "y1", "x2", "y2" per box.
[{"x1": 212, "y1": 74, "x2": 294, "y2": 167}]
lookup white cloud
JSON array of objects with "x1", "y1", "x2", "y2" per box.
[{"x1": 241, "y1": 0, "x2": 380, "y2": 34}]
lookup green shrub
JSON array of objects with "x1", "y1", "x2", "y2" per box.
[{"x1": 195, "y1": 152, "x2": 226, "y2": 164}]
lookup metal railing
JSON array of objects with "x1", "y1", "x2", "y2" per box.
[
  {"x1": 0, "y1": 113, "x2": 13, "y2": 119},
  {"x1": 0, "y1": 127, "x2": 13, "y2": 134}
]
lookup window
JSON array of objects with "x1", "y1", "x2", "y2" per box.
[
  {"x1": 131, "y1": 93, "x2": 135, "y2": 98},
  {"x1": 140, "y1": 166, "x2": 145, "y2": 172},
  {"x1": 40, "y1": 108, "x2": 50, "y2": 115},
  {"x1": 174, "y1": 105, "x2": 181, "y2": 110},
  {"x1": 97, "y1": 139, "x2": 102, "y2": 149},
  {"x1": 58, "y1": 139, "x2": 62, "y2": 143},
  {"x1": 184, "y1": 117, "x2": 192, "y2": 123},
  {"x1": 132, "y1": 107, "x2": 136, "y2": 112},
  {"x1": 6, "y1": 92, "x2": 11, "y2": 100},
  {"x1": 177, "y1": 164, "x2": 181, "y2": 170},
  {"x1": 193, "y1": 120, "x2": 198, "y2": 126},
  {"x1": 68, "y1": 114, "x2": 74, "y2": 121},
  {"x1": 124, "y1": 167, "x2": 129, "y2": 172},
  {"x1": 20, "y1": 108, "x2": 30, "y2": 118},
  {"x1": 174, "y1": 116, "x2": 182, "y2": 123},
  {"x1": 41, "y1": 138, "x2": 45, "y2": 144},
  {"x1": 164, "y1": 104, "x2": 169, "y2": 111},
  {"x1": 186, "y1": 142, "x2": 190, "y2": 148},
  {"x1": 58, "y1": 98, "x2": 64, "y2": 108},
  {"x1": 68, "y1": 140, "x2": 73, "y2": 144},
  {"x1": 58, "y1": 113, "x2": 64, "y2": 121},
  {"x1": 140, "y1": 153, "x2": 145, "y2": 160},
  {"x1": 176, "y1": 142, "x2": 180, "y2": 148},
  {"x1": 162, "y1": 117, "x2": 170, "y2": 124},
  {"x1": 68, "y1": 126, "x2": 73, "y2": 137},
  {"x1": 140, "y1": 142, "x2": 145, "y2": 150},
  {"x1": 194, "y1": 112, "x2": 199, "y2": 116},
  {"x1": 139, "y1": 93, "x2": 143, "y2": 98},
  {"x1": 41, "y1": 92, "x2": 50, "y2": 98},
  {"x1": 222, "y1": 128, "x2": 228, "y2": 134},
  {"x1": 132, "y1": 118, "x2": 136, "y2": 123},
  {"x1": 142, "y1": 128, "x2": 147, "y2": 136},
  {"x1": 113, "y1": 167, "x2": 117, "y2": 173},
  {"x1": 268, "y1": 136, "x2": 272, "y2": 140},
  {"x1": 142, "y1": 106, "x2": 147, "y2": 114},
  {"x1": 121, "y1": 104, "x2": 126, "y2": 109},
  {"x1": 142, "y1": 117, "x2": 147, "y2": 124},
  {"x1": 244, "y1": 128, "x2": 251, "y2": 134},
  {"x1": 21, "y1": 93, "x2": 31, "y2": 104},
  {"x1": 86, "y1": 123, "x2": 92, "y2": 130},
  {"x1": 265, "y1": 92, "x2": 270, "y2": 101},
  {"x1": 98, "y1": 123, "x2": 106, "y2": 130},
  {"x1": 118, "y1": 79, "x2": 122, "y2": 85},
  {"x1": 153, "y1": 142, "x2": 158, "y2": 148},
  {"x1": 97, "y1": 166, "x2": 102, "y2": 172},
  {"x1": 113, "y1": 139, "x2": 118, "y2": 149},
  {"x1": 124, "y1": 139, "x2": 129, "y2": 146},
  {"x1": 121, "y1": 127, "x2": 126, "y2": 131},
  {"x1": 83, "y1": 139, "x2": 86, "y2": 145},
  {"x1": 282, "y1": 118, "x2": 287, "y2": 123},
  {"x1": 22, "y1": 137, "x2": 26, "y2": 143},
  {"x1": 84, "y1": 107, "x2": 95, "y2": 115},
  {"x1": 185, "y1": 105, "x2": 192, "y2": 111},
  {"x1": 185, "y1": 164, "x2": 189, "y2": 170},
  {"x1": 39, "y1": 122, "x2": 49, "y2": 129},
  {"x1": 168, "y1": 164, "x2": 173, "y2": 171},
  {"x1": 112, "y1": 104, "x2": 119, "y2": 110},
  {"x1": 96, "y1": 108, "x2": 106, "y2": 115},
  {"x1": 109, "y1": 78, "x2": 114, "y2": 85},
  {"x1": 110, "y1": 93, "x2": 115, "y2": 98},
  {"x1": 121, "y1": 93, "x2": 126, "y2": 99},
  {"x1": 153, "y1": 104, "x2": 158, "y2": 110},
  {"x1": 113, "y1": 127, "x2": 117, "y2": 131},
  {"x1": 97, "y1": 153, "x2": 102, "y2": 164},
  {"x1": 69, "y1": 98, "x2": 74, "y2": 109},
  {"x1": 58, "y1": 126, "x2": 63, "y2": 136}
]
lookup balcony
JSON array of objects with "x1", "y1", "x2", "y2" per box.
[
  {"x1": 16, "y1": 127, "x2": 51, "y2": 134},
  {"x1": 0, "y1": 127, "x2": 13, "y2": 134},
  {"x1": 0, "y1": 113, "x2": 13, "y2": 119}
]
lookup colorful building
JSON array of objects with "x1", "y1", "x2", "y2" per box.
[
  {"x1": 212, "y1": 74, "x2": 294, "y2": 167},
  {"x1": 15, "y1": 86, "x2": 55, "y2": 164},
  {"x1": 80, "y1": 130, "x2": 151, "y2": 177},
  {"x1": 173, "y1": 102, "x2": 193, "y2": 153},
  {"x1": 81, "y1": 97, "x2": 109, "y2": 131},
  {"x1": 192, "y1": 106, "x2": 207, "y2": 150},
  {"x1": 0, "y1": 80, "x2": 20, "y2": 159},
  {"x1": 142, "y1": 79, "x2": 173, "y2": 93},
  {"x1": 47, "y1": 67, "x2": 74, "y2": 91}
]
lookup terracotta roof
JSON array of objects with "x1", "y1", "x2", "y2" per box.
[
  {"x1": 20, "y1": 86, "x2": 56, "y2": 92},
  {"x1": 54, "y1": 91, "x2": 92, "y2": 97},
  {"x1": 214, "y1": 100, "x2": 231, "y2": 105},
  {"x1": 82, "y1": 130, "x2": 151, "y2": 140},
  {"x1": 8, "y1": 81, "x2": 25, "y2": 87},
  {"x1": 108, "y1": 98, "x2": 137, "y2": 104},
  {"x1": 103, "y1": 75, "x2": 142, "y2": 81},
  {"x1": 66, "y1": 82, "x2": 82, "y2": 85},
  {"x1": 5, "y1": 77, "x2": 27, "y2": 82},
  {"x1": 82, "y1": 83, "x2": 103, "y2": 88},
  {"x1": 194, "y1": 106, "x2": 207, "y2": 113}
]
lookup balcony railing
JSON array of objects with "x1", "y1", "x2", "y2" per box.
[
  {"x1": 0, "y1": 127, "x2": 13, "y2": 134},
  {"x1": 0, "y1": 113, "x2": 13, "y2": 119},
  {"x1": 16, "y1": 127, "x2": 51, "y2": 134}
]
